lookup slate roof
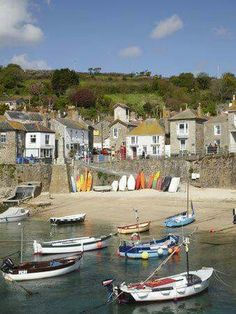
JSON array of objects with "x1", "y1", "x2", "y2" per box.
[
  {"x1": 0, "y1": 116, "x2": 25, "y2": 132},
  {"x1": 109, "y1": 119, "x2": 139, "y2": 128},
  {"x1": 205, "y1": 114, "x2": 228, "y2": 124},
  {"x1": 127, "y1": 118, "x2": 165, "y2": 136},
  {"x1": 56, "y1": 118, "x2": 88, "y2": 130},
  {"x1": 169, "y1": 108, "x2": 207, "y2": 121},
  {"x1": 113, "y1": 103, "x2": 129, "y2": 109},
  {"x1": 5, "y1": 111, "x2": 43, "y2": 122},
  {"x1": 24, "y1": 123, "x2": 55, "y2": 133}
]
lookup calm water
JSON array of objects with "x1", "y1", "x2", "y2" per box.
[{"x1": 0, "y1": 219, "x2": 236, "y2": 314}]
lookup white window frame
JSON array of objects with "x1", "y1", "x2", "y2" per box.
[
  {"x1": 45, "y1": 134, "x2": 50, "y2": 145},
  {"x1": 113, "y1": 128, "x2": 118, "y2": 139},
  {"x1": 143, "y1": 145, "x2": 147, "y2": 154},
  {"x1": 180, "y1": 139, "x2": 186, "y2": 151},
  {"x1": 214, "y1": 125, "x2": 221, "y2": 135},
  {"x1": 152, "y1": 135, "x2": 159, "y2": 144},
  {"x1": 152, "y1": 146, "x2": 157, "y2": 155},
  {"x1": 0, "y1": 132, "x2": 6, "y2": 143},
  {"x1": 178, "y1": 123, "x2": 188, "y2": 135},
  {"x1": 30, "y1": 134, "x2": 36, "y2": 143}
]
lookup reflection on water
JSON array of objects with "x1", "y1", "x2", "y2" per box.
[{"x1": 0, "y1": 219, "x2": 236, "y2": 313}]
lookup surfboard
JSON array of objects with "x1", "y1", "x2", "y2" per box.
[
  {"x1": 79, "y1": 174, "x2": 84, "y2": 192},
  {"x1": 86, "y1": 172, "x2": 93, "y2": 192},
  {"x1": 147, "y1": 175, "x2": 154, "y2": 189},
  {"x1": 119, "y1": 175, "x2": 127, "y2": 191},
  {"x1": 76, "y1": 175, "x2": 80, "y2": 191},
  {"x1": 111, "y1": 180, "x2": 119, "y2": 191},
  {"x1": 71, "y1": 176, "x2": 77, "y2": 192},
  {"x1": 156, "y1": 177, "x2": 163, "y2": 191},
  {"x1": 168, "y1": 177, "x2": 180, "y2": 193},
  {"x1": 135, "y1": 173, "x2": 141, "y2": 190},
  {"x1": 162, "y1": 176, "x2": 172, "y2": 192},
  {"x1": 127, "y1": 175, "x2": 135, "y2": 191},
  {"x1": 152, "y1": 171, "x2": 160, "y2": 189},
  {"x1": 140, "y1": 171, "x2": 145, "y2": 189},
  {"x1": 82, "y1": 168, "x2": 88, "y2": 192}
]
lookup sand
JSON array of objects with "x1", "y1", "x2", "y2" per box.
[{"x1": 28, "y1": 185, "x2": 236, "y2": 234}]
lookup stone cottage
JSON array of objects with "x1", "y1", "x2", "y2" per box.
[
  {"x1": 169, "y1": 108, "x2": 207, "y2": 155},
  {"x1": 126, "y1": 118, "x2": 165, "y2": 159}
]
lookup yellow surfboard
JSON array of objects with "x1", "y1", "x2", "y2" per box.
[
  {"x1": 152, "y1": 171, "x2": 160, "y2": 189},
  {"x1": 79, "y1": 174, "x2": 84, "y2": 192},
  {"x1": 82, "y1": 168, "x2": 88, "y2": 192}
]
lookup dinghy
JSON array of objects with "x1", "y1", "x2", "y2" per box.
[
  {"x1": 33, "y1": 234, "x2": 112, "y2": 255},
  {"x1": 1, "y1": 254, "x2": 82, "y2": 281},
  {"x1": 168, "y1": 177, "x2": 180, "y2": 193},
  {"x1": 0, "y1": 207, "x2": 29, "y2": 223},
  {"x1": 93, "y1": 185, "x2": 112, "y2": 192},
  {"x1": 164, "y1": 180, "x2": 195, "y2": 228},
  {"x1": 103, "y1": 237, "x2": 214, "y2": 304},
  {"x1": 111, "y1": 181, "x2": 119, "y2": 191},
  {"x1": 117, "y1": 221, "x2": 150, "y2": 234},
  {"x1": 119, "y1": 175, "x2": 127, "y2": 191},
  {"x1": 118, "y1": 234, "x2": 179, "y2": 259},
  {"x1": 127, "y1": 175, "x2": 135, "y2": 191},
  {"x1": 50, "y1": 213, "x2": 86, "y2": 225}
]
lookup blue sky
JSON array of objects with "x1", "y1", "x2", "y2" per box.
[{"x1": 0, "y1": 0, "x2": 236, "y2": 76}]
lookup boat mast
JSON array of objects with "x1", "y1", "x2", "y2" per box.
[
  {"x1": 184, "y1": 237, "x2": 190, "y2": 283},
  {"x1": 186, "y1": 175, "x2": 189, "y2": 216},
  {"x1": 18, "y1": 223, "x2": 24, "y2": 263}
]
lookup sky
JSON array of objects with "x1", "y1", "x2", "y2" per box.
[{"x1": 0, "y1": 0, "x2": 236, "y2": 76}]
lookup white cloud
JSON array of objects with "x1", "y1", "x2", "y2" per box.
[
  {"x1": 0, "y1": 0, "x2": 43, "y2": 47},
  {"x1": 10, "y1": 54, "x2": 50, "y2": 70},
  {"x1": 214, "y1": 26, "x2": 232, "y2": 39},
  {"x1": 150, "y1": 14, "x2": 183, "y2": 39},
  {"x1": 119, "y1": 46, "x2": 142, "y2": 58}
]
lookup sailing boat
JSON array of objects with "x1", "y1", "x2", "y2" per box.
[
  {"x1": 103, "y1": 237, "x2": 214, "y2": 303},
  {"x1": 164, "y1": 178, "x2": 195, "y2": 228},
  {"x1": 117, "y1": 209, "x2": 151, "y2": 234}
]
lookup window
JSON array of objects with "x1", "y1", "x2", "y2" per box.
[
  {"x1": 30, "y1": 135, "x2": 36, "y2": 143},
  {"x1": 0, "y1": 133, "x2": 6, "y2": 143},
  {"x1": 70, "y1": 130, "x2": 73, "y2": 139},
  {"x1": 131, "y1": 136, "x2": 138, "y2": 144},
  {"x1": 178, "y1": 123, "x2": 188, "y2": 135},
  {"x1": 113, "y1": 128, "x2": 118, "y2": 138},
  {"x1": 153, "y1": 146, "x2": 157, "y2": 154},
  {"x1": 215, "y1": 139, "x2": 221, "y2": 147},
  {"x1": 152, "y1": 136, "x2": 159, "y2": 144},
  {"x1": 41, "y1": 149, "x2": 52, "y2": 158},
  {"x1": 214, "y1": 125, "x2": 221, "y2": 135},
  {"x1": 143, "y1": 146, "x2": 147, "y2": 154},
  {"x1": 180, "y1": 139, "x2": 186, "y2": 151},
  {"x1": 45, "y1": 134, "x2": 50, "y2": 145}
]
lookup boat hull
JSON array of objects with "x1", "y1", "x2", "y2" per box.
[
  {"x1": 117, "y1": 268, "x2": 213, "y2": 303},
  {"x1": 2, "y1": 256, "x2": 81, "y2": 281},
  {"x1": 164, "y1": 216, "x2": 195, "y2": 228},
  {"x1": 117, "y1": 221, "x2": 150, "y2": 234},
  {"x1": 0, "y1": 212, "x2": 29, "y2": 223},
  {"x1": 33, "y1": 235, "x2": 111, "y2": 255},
  {"x1": 49, "y1": 213, "x2": 86, "y2": 225}
]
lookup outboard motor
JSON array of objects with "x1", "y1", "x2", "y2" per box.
[
  {"x1": 102, "y1": 279, "x2": 114, "y2": 302},
  {"x1": 1, "y1": 257, "x2": 14, "y2": 273}
]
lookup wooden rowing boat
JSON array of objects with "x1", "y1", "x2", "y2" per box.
[
  {"x1": 117, "y1": 221, "x2": 150, "y2": 234},
  {"x1": 50, "y1": 213, "x2": 86, "y2": 225}
]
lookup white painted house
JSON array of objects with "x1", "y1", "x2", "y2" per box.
[
  {"x1": 24, "y1": 123, "x2": 55, "y2": 160},
  {"x1": 126, "y1": 118, "x2": 165, "y2": 159},
  {"x1": 51, "y1": 118, "x2": 89, "y2": 159}
]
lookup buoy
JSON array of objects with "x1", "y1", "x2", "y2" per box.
[
  {"x1": 141, "y1": 252, "x2": 149, "y2": 260},
  {"x1": 157, "y1": 248, "x2": 163, "y2": 256},
  {"x1": 168, "y1": 248, "x2": 173, "y2": 254}
]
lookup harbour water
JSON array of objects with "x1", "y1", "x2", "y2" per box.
[{"x1": 0, "y1": 219, "x2": 236, "y2": 314}]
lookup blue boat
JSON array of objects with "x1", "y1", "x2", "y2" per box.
[
  {"x1": 164, "y1": 202, "x2": 195, "y2": 228},
  {"x1": 118, "y1": 234, "x2": 179, "y2": 259}
]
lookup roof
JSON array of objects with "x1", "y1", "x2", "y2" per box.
[
  {"x1": 5, "y1": 111, "x2": 43, "y2": 122},
  {"x1": 169, "y1": 108, "x2": 207, "y2": 121},
  {"x1": 113, "y1": 103, "x2": 129, "y2": 109},
  {"x1": 24, "y1": 123, "x2": 55, "y2": 133},
  {"x1": 56, "y1": 118, "x2": 88, "y2": 130},
  {"x1": 127, "y1": 118, "x2": 165, "y2": 136},
  {"x1": 109, "y1": 119, "x2": 139, "y2": 128},
  {"x1": 0, "y1": 116, "x2": 25, "y2": 132},
  {"x1": 205, "y1": 114, "x2": 228, "y2": 124}
]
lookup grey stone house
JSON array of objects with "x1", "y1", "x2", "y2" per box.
[
  {"x1": 0, "y1": 116, "x2": 25, "y2": 164},
  {"x1": 227, "y1": 99, "x2": 236, "y2": 153},
  {"x1": 204, "y1": 114, "x2": 228, "y2": 154},
  {"x1": 169, "y1": 108, "x2": 207, "y2": 155}
]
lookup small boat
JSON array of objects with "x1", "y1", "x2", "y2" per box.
[
  {"x1": 93, "y1": 185, "x2": 112, "y2": 192},
  {"x1": 119, "y1": 175, "x2": 127, "y2": 191},
  {"x1": 111, "y1": 181, "x2": 119, "y2": 192},
  {"x1": 103, "y1": 237, "x2": 214, "y2": 304},
  {"x1": 118, "y1": 234, "x2": 179, "y2": 259},
  {"x1": 33, "y1": 234, "x2": 112, "y2": 255},
  {"x1": 118, "y1": 221, "x2": 150, "y2": 234},
  {"x1": 50, "y1": 213, "x2": 86, "y2": 225},
  {"x1": 164, "y1": 180, "x2": 195, "y2": 228},
  {"x1": 0, "y1": 207, "x2": 29, "y2": 223},
  {"x1": 127, "y1": 175, "x2": 135, "y2": 191},
  {"x1": 1, "y1": 254, "x2": 82, "y2": 281}
]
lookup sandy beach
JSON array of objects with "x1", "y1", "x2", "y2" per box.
[{"x1": 28, "y1": 185, "x2": 236, "y2": 234}]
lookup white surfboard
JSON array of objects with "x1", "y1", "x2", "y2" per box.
[
  {"x1": 119, "y1": 175, "x2": 127, "y2": 191},
  {"x1": 168, "y1": 177, "x2": 180, "y2": 193},
  {"x1": 71, "y1": 176, "x2": 77, "y2": 192},
  {"x1": 111, "y1": 180, "x2": 119, "y2": 191},
  {"x1": 127, "y1": 175, "x2": 135, "y2": 191}
]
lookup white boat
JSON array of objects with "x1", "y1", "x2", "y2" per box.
[
  {"x1": 111, "y1": 180, "x2": 119, "y2": 191},
  {"x1": 0, "y1": 207, "x2": 29, "y2": 223},
  {"x1": 119, "y1": 175, "x2": 127, "y2": 191},
  {"x1": 50, "y1": 213, "x2": 86, "y2": 225},
  {"x1": 93, "y1": 185, "x2": 112, "y2": 192},
  {"x1": 127, "y1": 175, "x2": 135, "y2": 191},
  {"x1": 168, "y1": 177, "x2": 180, "y2": 193},
  {"x1": 115, "y1": 267, "x2": 214, "y2": 303},
  {"x1": 33, "y1": 234, "x2": 112, "y2": 255},
  {"x1": 1, "y1": 254, "x2": 82, "y2": 281}
]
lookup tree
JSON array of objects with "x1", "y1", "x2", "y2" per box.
[
  {"x1": 170, "y1": 72, "x2": 196, "y2": 92},
  {"x1": 0, "y1": 104, "x2": 9, "y2": 115},
  {"x1": 69, "y1": 88, "x2": 96, "y2": 108},
  {"x1": 51, "y1": 68, "x2": 79, "y2": 95},
  {"x1": 196, "y1": 72, "x2": 211, "y2": 90},
  {"x1": 0, "y1": 64, "x2": 24, "y2": 90}
]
